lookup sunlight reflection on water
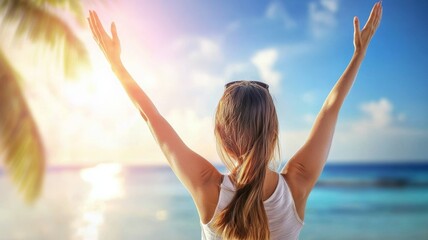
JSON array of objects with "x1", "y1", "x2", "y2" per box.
[{"x1": 74, "y1": 163, "x2": 124, "y2": 240}]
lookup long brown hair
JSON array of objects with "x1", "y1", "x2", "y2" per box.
[{"x1": 212, "y1": 81, "x2": 280, "y2": 240}]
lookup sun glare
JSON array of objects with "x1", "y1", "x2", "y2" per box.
[
  {"x1": 75, "y1": 163, "x2": 124, "y2": 240},
  {"x1": 80, "y1": 163, "x2": 124, "y2": 201}
]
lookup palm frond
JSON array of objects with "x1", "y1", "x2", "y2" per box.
[
  {"x1": 28, "y1": 0, "x2": 85, "y2": 26},
  {"x1": 0, "y1": 50, "x2": 45, "y2": 203},
  {"x1": 0, "y1": 0, "x2": 89, "y2": 78}
]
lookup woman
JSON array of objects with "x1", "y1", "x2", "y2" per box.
[{"x1": 88, "y1": 2, "x2": 382, "y2": 239}]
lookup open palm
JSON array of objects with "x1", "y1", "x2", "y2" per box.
[
  {"x1": 88, "y1": 10, "x2": 121, "y2": 66},
  {"x1": 354, "y1": 1, "x2": 383, "y2": 55}
]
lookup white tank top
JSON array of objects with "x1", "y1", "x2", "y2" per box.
[{"x1": 200, "y1": 172, "x2": 304, "y2": 240}]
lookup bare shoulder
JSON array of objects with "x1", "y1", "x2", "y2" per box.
[{"x1": 281, "y1": 172, "x2": 308, "y2": 222}]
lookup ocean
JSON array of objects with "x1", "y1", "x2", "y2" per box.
[{"x1": 1, "y1": 163, "x2": 427, "y2": 240}]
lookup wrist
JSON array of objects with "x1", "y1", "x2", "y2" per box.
[
  {"x1": 352, "y1": 50, "x2": 366, "y2": 62},
  {"x1": 111, "y1": 59, "x2": 124, "y2": 74}
]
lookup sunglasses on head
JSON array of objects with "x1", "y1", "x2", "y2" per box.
[{"x1": 224, "y1": 80, "x2": 269, "y2": 90}]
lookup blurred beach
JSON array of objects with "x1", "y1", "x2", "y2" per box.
[{"x1": 1, "y1": 162, "x2": 428, "y2": 240}]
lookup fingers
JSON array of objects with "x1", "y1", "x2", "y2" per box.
[
  {"x1": 364, "y1": 1, "x2": 381, "y2": 30},
  {"x1": 87, "y1": 14, "x2": 99, "y2": 44},
  {"x1": 91, "y1": 10, "x2": 109, "y2": 38},
  {"x1": 353, "y1": 16, "x2": 360, "y2": 34},
  {"x1": 111, "y1": 22, "x2": 120, "y2": 44},
  {"x1": 89, "y1": 10, "x2": 104, "y2": 47},
  {"x1": 89, "y1": 10, "x2": 109, "y2": 50},
  {"x1": 353, "y1": 16, "x2": 360, "y2": 46},
  {"x1": 375, "y1": 2, "x2": 383, "y2": 29},
  {"x1": 369, "y1": 1, "x2": 382, "y2": 32}
]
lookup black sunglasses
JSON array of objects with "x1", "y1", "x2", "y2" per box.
[{"x1": 224, "y1": 80, "x2": 269, "y2": 90}]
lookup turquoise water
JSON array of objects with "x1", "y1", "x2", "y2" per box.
[{"x1": 1, "y1": 163, "x2": 428, "y2": 239}]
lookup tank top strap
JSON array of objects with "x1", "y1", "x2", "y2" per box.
[{"x1": 220, "y1": 174, "x2": 235, "y2": 191}]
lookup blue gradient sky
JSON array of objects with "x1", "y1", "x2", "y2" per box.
[
  {"x1": 7, "y1": 0, "x2": 428, "y2": 165},
  {"x1": 118, "y1": 0, "x2": 428, "y2": 129}
]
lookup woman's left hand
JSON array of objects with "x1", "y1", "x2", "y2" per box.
[{"x1": 88, "y1": 10, "x2": 121, "y2": 66}]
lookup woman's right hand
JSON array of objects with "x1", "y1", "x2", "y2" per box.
[
  {"x1": 353, "y1": 1, "x2": 383, "y2": 56},
  {"x1": 88, "y1": 10, "x2": 122, "y2": 68}
]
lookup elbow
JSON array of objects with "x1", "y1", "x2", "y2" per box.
[
  {"x1": 138, "y1": 106, "x2": 160, "y2": 123},
  {"x1": 322, "y1": 94, "x2": 341, "y2": 115},
  {"x1": 140, "y1": 111, "x2": 148, "y2": 121},
  {"x1": 136, "y1": 104, "x2": 148, "y2": 121}
]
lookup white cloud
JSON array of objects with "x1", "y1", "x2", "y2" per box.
[
  {"x1": 224, "y1": 62, "x2": 248, "y2": 77},
  {"x1": 196, "y1": 39, "x2": 222, "y2": 61},
  {"x1": 171, "y1": 36, "x2": 222, "y2": 63},
  {"x1": 280, "y1": 98, "x2": 428, "y2": 163},
  {"x1": 146, "y1": 35, "x2": 227, "y2": 116},
  {"x1": 223, "y1": 62, "x2": 254, "y2": 81},
  {"x1": 166, "y1": 108, "x2": 219, "y2": 162},
  {"x1": 321, "y1": 0, "x2": 339, "y2": 13},
  {"x1": 351, "y1": 98, "x2": 393, "y2": 133},
  {"x1": 279, "y1": 128, "x2": 309, "y2": 162},
  {"x1": 334, "y1": 98, "x2": 428, "y2": 161},
  {"x1": 308, "y1": 0, "x2": 339, "y2": 38},
  {"x1": 190, "y1": 70, "x2": 225, "y2": 89},
  {"x1": 251, "y1": 48, "x2": 281, "y2": 88},
  {"x1": 266, "y1": 1, "x2": 297, "y2": 29}
]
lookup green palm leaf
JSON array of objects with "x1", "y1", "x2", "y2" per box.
[
  {"x1": 27, "y1": 0, "x2": 85, "y2": 25},
  {"x1": 0, "y1": 0, "x2": 96, "y2": 203},
  {"x1": 0, "y1": 0, "x2": 90, "y2": 78},
  {"x1": 0, "y1": 50, "x2": 45, "y2": 203}
]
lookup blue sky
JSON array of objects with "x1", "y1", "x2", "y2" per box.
[
  {"x1": 120, "y1": 0, "x2": 428, "y2": 126},
  {"x1": 7, "y1": 0, "x2": 428, "y2": 165},
  {"x1": 110, "y1": 0, "x2": 428, "y2": 162}
]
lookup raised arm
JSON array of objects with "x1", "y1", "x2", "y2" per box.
[
  {"x1": 87, "y1": 11, "x2": 220, "y2": 196},
  {"x1": 281, "y1": 1, "x2": 383, "y2": 218}
]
